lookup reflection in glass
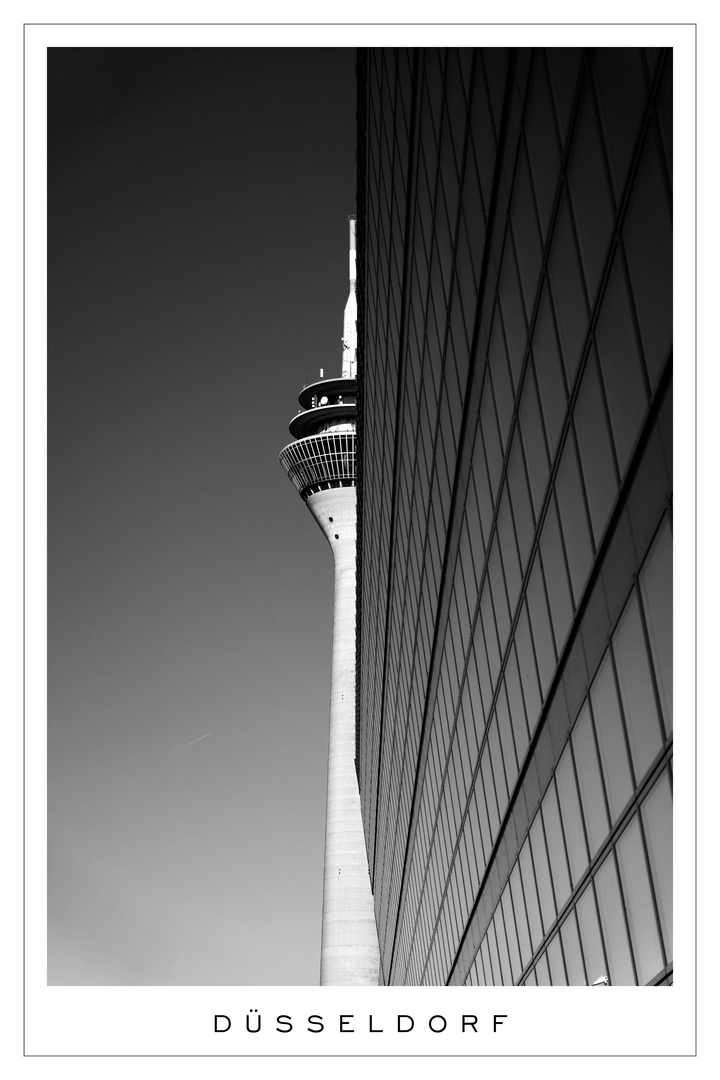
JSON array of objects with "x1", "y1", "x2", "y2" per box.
[
  {"x1": 532, "y1": 291, "x2": 568, "y2": 462},
  {"x1": 516, "y1": 604, "x2": 542, "y2": 734},
  {"x1": 541, "y1": 781, "x2": 571, "y2": 912},
  {"x1": 574, "y1": 353, "x2": 618, "y2": 544},
  {"x1": 555, "y1": 742, "x2": 589, "y2": 884},
  {"x1": 641, "y1": 770, "x2": 673, "y2": 961},
  {"x1": 481, "y1": 933, "x2": 495, "y2": 986},
  {"x1": 510, "y1": 861, "x2": 532, "y2": 967},
  {"x1": 640, "y1": 516, "x2": 673, "y2": 734},
  {"x1": 595, "y1": 853, "x2": 636, "y2": 985},
  {"x1": 567, "y1": 86, "x2": 614, "y2": 305},
  {"x1": 548, "y1": 192, "x2": 588, "y2": 387},
  {"x1": 595, "y1": 252, "x2": 649, "y2": 476},
  {"x1": 616, "y1": 816, "x2": 664, "y2": 984},
  {"x1": 519, "y1": 836, "x2": 544, "y2": 951},
  {"x1": 487, "y1": 915, "x2": 504, "y2": 985},
  {"x1": 539, "y1": 494, "x2": 574, "y2": 653},
  {"x1": 590, "y1": 651, "x2": 633, "y2": 823},
  {"x1": 530, "y1": 812, "x2": 556, "y2": 932},
  {"x1": 622, "y1": 131, "x2": 672, "y2": 390},
  {"x1": 535, "y1": 951, "x2": 551, "y2": 985},
  {"x1": 501, "y1": 886, "x2": 523, "y2": 983},
  {"x1": 576, "y1": 884, "x2": 607, "y2": 987},
  {"x1": 494, "y1": 908, "x2": 513, "y2": 985},
  {"x1": 547, "y1": 932, "x2": 567, "y2": 985},
  {"x1": 505, "y1": 650, "x2": 530, "y2": 765},
  {"x1": 572, "y1": 703, "x2": 609, "y2": 857},
  {"x1": 555, "y1": 429, "x2": 594, "y2": 603},
  {"x1": 519, "y1": 366, "x2": 550, "y2": 517},
  {"x1": 613, "y1": 591, "x2": 664, "y2": 782},
  {"x1": 561, "y1": 910, "x2": 587, "y2": 985}
]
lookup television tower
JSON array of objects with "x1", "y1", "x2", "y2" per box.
[{"x1": 279, "y1": 218, "x2": 380, "y2": 986}]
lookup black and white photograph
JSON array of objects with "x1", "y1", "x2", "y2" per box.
[
  {"x1": 17, "y1": 12, "x2": 702, "y2": 1068},
  {"x1": 48, "y1": 41, "x2": 674, "y2": 991}
]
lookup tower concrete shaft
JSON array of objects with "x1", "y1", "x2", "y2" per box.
[
  {"x1": 278, "y1": 219, "x2": 379, "y2": 985},
  {"x1": 305, "y1": 487, "x2": 379, "y2": 984}
]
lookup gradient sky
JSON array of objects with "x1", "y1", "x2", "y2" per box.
[{"x1": 48, "y1": 46, "x2": 357, "y2": 985}]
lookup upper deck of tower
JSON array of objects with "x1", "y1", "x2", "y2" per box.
[
  {"x1": 279, "y1": 219, "x2": 359, "y2": 501},
  {"x1": 287, "y1": 376, "x2": 357, "y2": 439}
]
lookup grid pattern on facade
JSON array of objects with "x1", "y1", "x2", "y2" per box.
[
  {"x1": 279, "y1": 432, "x2": 357, "y2": 497},
  {"x1": 356, "y1": 46, "x2": 672, "y2": 986}
]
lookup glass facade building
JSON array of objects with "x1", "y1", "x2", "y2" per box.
[{"x1": 355, "y1": 47, "x2": 672, "y2": 986}]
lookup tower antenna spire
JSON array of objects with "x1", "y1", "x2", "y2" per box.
[{"x1": 342, "y1": 216, "x2": 357, "y2": 379}]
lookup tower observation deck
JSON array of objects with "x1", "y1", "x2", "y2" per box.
[{"x1": 279, "y1": 218, "x2": 380, "y2": 986}]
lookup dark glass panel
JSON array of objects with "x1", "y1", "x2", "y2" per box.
[
  {"x1": 576, "y1": 884, "x2": 607, "y2": 987},
  {"x1": 481, "y1": 743, "x2": 500, "y2": 840},
  {"x1": 487, "y1": 915, "x2": 505, "y2": 985},
  {"x1": 519, "y1": 835, "x2": 544, "y2": 951},
  {"x1": 613, "y1": 591, "x2": 664, "y2": 783},
  {"x1": 532, "y1": 286, "x2": 568, "y2": 463},
  {"x1": 590, "y1": 651, "x2": 633, "y2": 824},
  {"x1": 464, "y1": 475, "x2": 485, "y2": 589},
  {"x1": 616, "y1": 815, "x2": 665, "y2": 984},
  {"x1": 498, "y1": 241, "x2": 528, "y2": 388},
  {"x1": 488, "y1": 717, "x2": 508, "y2": 816},
  {"x1": 548, "y1": 192, "x2": 589, "y2": 388},
  {"x1": 526, "y1": 555, "x2": 556, "y2": 698},
  {"x1": 655, "y1": 54, "x2": 672, "y2": 192},
  {"x1": 493, "y1": 908, "x2": 513, "y2": 985},
  {"x1": 641, "y1": 769, "x2": 673, "y2": 961},
  {"x1": 529, "y1": 811, "x2": 556, "y2": 932},
  {"x1": 462, "y1": 650, "x2": 484, "y2": 757},
  {"x1": 541, "y1": 780, "x2": 571, "y2": 912},
  {"x1": 545, "y1": 48, "x2": 584, "y2": 150},
  {"x1": 571, "y1": 702, "x2": 609, "y2": 858},
  {"x1": 501, "y1": 886, "x2": 523, "y2": 983},
  {"x1": 561, "y1": 910, "x2": 587, "y2": 985},
  {"x1": 510, "y1": 860, "x2": 532, "y2": 968},
  {"x1": 519, "y1": 365, "x2": 550, "y2": 517},
  {"x1": 539, "y1": 494, "x2": 574, "y2": 655},
  {"x1": 547, "y1": 932, "x2": 567, "y2": 985},
  {"x1": 515, "y1": 603, "x2": 542, "y2": 736},
  {"x1": 640, "y1": 515, "x2": 673, "y2": 734},
  {"x1": 524, "y1": 53, "x2": 562, "y2": 241},
  {"x1": 505, "y1": 647, "x2": 530, "y2": 765},
  {"x1": 511, "y1": 141, "x2": 544, "y2": 313},
  {"x1": 473, "y1": 629, "x2": 494, "y2": 729},
  {"x1": 497, "y1": 484, "x2": 522, "y2": 612},
  {"x1": 567, "y1": 86, "x2": 615, "y2": 305},
  {"x1": 592, "y1": 48, "x2": 647, "y2": 199},
  {"x1": 480, "y1": 581, "x2": 501, "y2": 687},
  {"x1": 459, "y1": 168, "x2": 484, "y2": 299},
  {"x1": 489, "y1": 540, "x2": 511, "y2": 655},
  {"x1": 574, "y1": 351, "x2": 618, "y2": 545},
  {"x1": 555, "y1": 429, "x2": 593, "y2": 604},
  {"x1": 595, "y1": 252, "x2": 649, "y2": 476},
  {"x1": 480, "y1": 934, "x2": 495, "y2": 986},
  {"x1": 555, "y1": 741, "x2": 589, "y2": 885},
  {"x1": 489, "y1": 311, "x2": 515, "y2": 450},
  {"x1": 507, "y1": 433, "x2": 535, "y2": 573},
  {"x1": 481, "y1": 378, "x2": 505, "y2": 494},
  {"x1": 496, "y1": 681, "x2": 519, "y2": 795},
  {"x1": 534, "y1": 951, "x2": 551, "y2": 985},
  {"x1": 482, "y1": 48, "x2": 509, "y2": 137},
  {"x1": 595, "y1": 854, "x2": 636, "y2": 985}
]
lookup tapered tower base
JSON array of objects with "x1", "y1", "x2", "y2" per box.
[{"x1": 306, "y1": 486, "x2": 380, "y2": 986}]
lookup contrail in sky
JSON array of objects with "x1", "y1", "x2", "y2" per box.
[{"x1": 173, "y1": 732, "x2": 212, "y2": 752}]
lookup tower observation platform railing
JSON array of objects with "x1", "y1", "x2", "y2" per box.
[{"x1": 279, "y1": 431, "x2": 357, "y2": 500}]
